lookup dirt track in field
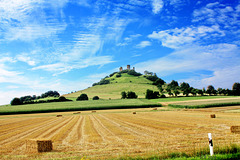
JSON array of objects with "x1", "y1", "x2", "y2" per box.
[{"x1": 0, "y1": 107, "x2": 240, "y2": 159}]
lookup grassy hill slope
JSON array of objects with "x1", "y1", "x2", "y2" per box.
[{"x1": 64, "y1": 73, "x2": 160, "y2": 99}]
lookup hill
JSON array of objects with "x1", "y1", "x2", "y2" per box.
[{"x1": 64, "y1": 71, "x2": 162, "y2": 99}]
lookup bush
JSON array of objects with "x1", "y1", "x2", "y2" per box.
[
  {"x1": 116, "y1": 74, "x2": 121, "y2": 78},
  {"x1": 93, "y1": 96, "x2": 99, "y2": 100},
  {"x1": 76, "y1": 94, "x2": 89, "y2": 101},
  {"x1": 126, "y1": 91, "x2": 138, "y2": 99},
  {"x1": 159, "y1": 94, "x2": 166, "y2": 98},
  {"x1": 58, "y1": 96, "x2": 67, "y2": 102},
  {"x1": 145, "y1": 89, "x2": 160, "y2": 99},
  {"x1": 10, "y1": 98, "x2": 22, "y2": 105},
  {"x1": 121, "y1": 91, "x2": 127, "y2": 99}
]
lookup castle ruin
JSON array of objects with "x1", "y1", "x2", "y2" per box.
[{"x1": 119, "y1": 65, "x2": 135, "y2": 72}]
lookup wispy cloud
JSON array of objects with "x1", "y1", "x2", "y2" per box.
[
  {"x1": 136, "y1": 41, "x2": 152, "y2": 48},
  {"x1": 135, "y1": 43, "x2": 240, "y2": 88},
  {"x1": 117, "y1": 34, "x2": 142, "y2": 46},
  {"x1": 152, "y1": 0, "x2": 164, "y2": 14},
  {"x1": 148, "y1": 25, "x2": 224, "y2": 49},
  {"x1": 0, "y1": 0, "x2": 67, "y2": 42},
  {"x1": 192, "y1": 2, "x2": 240, "y2": 32}
]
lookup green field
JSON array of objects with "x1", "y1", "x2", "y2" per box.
[
  {"x1": 150, "y1": 96, "x2": 239, "y2": 102},
  {"x1": 0, "y1": 99, "x2": 161, "y2": 115}
]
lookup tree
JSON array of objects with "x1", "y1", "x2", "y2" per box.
[
  {"x1": 173, "y1": 90, "x2": 180, "y2": 97},
  {"x1": 197, "y1": 89, "x2": 203, "y2": 96},
  {"x1": 10, "y1": 98, "x2": 22, "y2": 105},
  {"x1": 168, "y1": 80, "x2": 179, "y2": 89},
  {"x1": 206, "y1": 85, "x2": 215, "y2": 95},
  {"x1": 202, "y1": 88, "x2": 206, "y2": 94},
  {"x1": 126, "y1": 91, "x2": 138, "y2": 99},
  {"x1": 232, "y1": 82, "x2": 240, "y2": 96},
  {"x1": 121, "y1": 91, "x2": 127, "y2": 99},
  {"x1": 58, "y1": 96, "x2": 67, "y2": 101},
  {"x1": 183, "y1": 88, "x2": 190, "y2": 97},
  {"x1": 93, "y1": 96, "x2": 99, "y2": 100},
  {"x1": 145, "y1": 89, "x2": 159, "y2": 99},
  {"x1": 190, "y1": 88, "x2": 197, "y2": 96},
  {"x1": 76, "y1": 93, "x2": 89, "y2": 101},
  {"x1": 217, "y1": 88, "x2": 223, "y2": 95},
  {"x1": 180, "y1": 82, "x2": 190, "y2": 91},
  {"x1": 157, "y1": 85, "x2": 163, "y2": 94}
]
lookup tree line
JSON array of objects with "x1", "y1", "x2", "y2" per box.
[{"x1": 10, "y1": 90, "x2": 62, "y2": 105}]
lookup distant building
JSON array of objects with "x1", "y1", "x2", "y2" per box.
[
  {"x1": 119, "y1": 67, "x2": 123, "y2": 71},
  {"x1": 119, "y1": 65, "x2": 135, "y2": 72},
  {"x1": 127, "y1": 65, "x2": 130, "y2": 70}
]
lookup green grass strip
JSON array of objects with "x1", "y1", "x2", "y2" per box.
[{"x1": 169, "y1": 102, "x2": 240, "y2": 109}]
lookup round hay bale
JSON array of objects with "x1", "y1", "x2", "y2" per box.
[
  {"x1": 56, "y1": 115, "x2": 62, "y2": 117},
  {"x1": 210, "y1": 114, "x2": 216, "y2": 118},
  {"x1": 92, "y1": 111, "x2": 96, "y2": 113},
  {"x1": 133, "y1": 112, "x2": 136, "y2": 114},
  {"x1": 153, "y1": 108, "x2": 157, "y2": 110}
]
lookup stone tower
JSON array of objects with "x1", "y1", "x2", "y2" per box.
[
  {"x1": 119, "y1": 67, "x2": 123, "y2": 71},
  {"x1": 127, "y1": 65, "x2": 130, "y2": 70}
]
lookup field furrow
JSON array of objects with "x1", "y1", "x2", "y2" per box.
[
  {"x1": 0, "y1": 117, "x2": 53, "y2": 136},
  {"x1": 82, "y1": 115, "x2": 103, "y2": 145},
  {"x1": 63, "y1": 115, "x2": 84, "y2": 146},
  {"x1": 37, "y1": 116, "x2": 75, "y2": 139}
]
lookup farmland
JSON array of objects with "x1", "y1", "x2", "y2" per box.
[
  {"x1": 0, "y1": 102, "x2": 240, "y2": 159},
  {"x1": 0, "y1": 99, "x2": 160, "y2": 115}
]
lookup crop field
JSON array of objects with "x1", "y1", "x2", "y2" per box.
[{"x1": 0, "y1": 106, "x2": 240, "y2": 159}]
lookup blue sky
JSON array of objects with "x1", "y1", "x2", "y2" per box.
[{"x1": 0, "y1": 0, "x2": 240, "y2": 105}]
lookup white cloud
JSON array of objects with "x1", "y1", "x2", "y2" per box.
[
  {"x1": 32, "y1": 56, "x2": 114, "y2": 76},
  {"x1": 117, "y1": 34, "x2": 142, "y2": 46},
  {"x1": 16, "y1": 54, "x2": 36, "y2": 66},
  {"x1": 148, "y1": 25, "x2": 224, "y2": 49},
  {"x1": 134, "y1": 43, "x2": 240, "y2": 87},
  {"x1": 152, "y1": 0, "x2": 164, "y2": 14},
  {"x1": 192, "y1": 2, "x2": 240, "y2": 32},
  {"x1": 136, "y1": 41, "x2": 152, "y2": 48},
  {"x1": 183, "y1": 66, "x2": 240, "y2": 89},
  {"x1": 0, "y1": 0, "x2": 68, "y2": 42}
]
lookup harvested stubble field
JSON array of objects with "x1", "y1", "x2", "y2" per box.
[{"x1": 0, "y1": 107, "x2": 240, "y2": 159}]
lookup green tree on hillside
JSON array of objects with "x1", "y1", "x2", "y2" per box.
[
  {"x1": 76, "y1": 94, "x2": 89, "y2": 101},
  {"x1": 180, "y1": 82, "x2": 190, "y2": 91},
  {"x1": 168, "y1": 80, "x2": 179, "y2": 89},
  {"x1": 173, "y1": 89, "x2": 180, "y2": 97},
  {"x1": 145, "y1": 89, "x2": 160, "y2": 99},
  {"x1": 126, "y1": 91, "x2": 138, "y2": 99},
  {"x1": 232, "y1": 82, "x2": 240, "y2": 96},
  {"x1": 10, "y1": 98, "x2": 22, "y2": 105},
  {"x1": 93, "y1": 96, "x2": 99, "y2": 100},
  {"x1": 206, "y1": 85, "x2": 215, "y2": 95},
  {"x1": 121, "y1": 91, "x2": 127, "y2": 99}
]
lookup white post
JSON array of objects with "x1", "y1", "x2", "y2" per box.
[{"x1": 208, "y1": 133, "x2": 214, "y2": 156}]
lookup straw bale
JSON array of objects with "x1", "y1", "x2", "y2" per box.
[
  {"x1": 73, "y1": 112, "x2": 81, "y2": 114},
  {"x1": 26, "y1": 139, "x2": 52, "y2": 153},
  {"x1": 210, "y1": 114, "x2": 216, "y2": 118},
  {"x1": 56, "y1": 115, "x2": 62, "y2": 117},
  {"x1": 133, "y1": 112, "x2": 136, "y2": 114},
  {"x1": 230, "y1": 126, "x2": 240, "y2": 134},
  {"x1": 153, "y1": 108, "x2": 157, "y2": 110},
  {"x1": 92, "y1": 111, "x2": 96, "y2": 113}
]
